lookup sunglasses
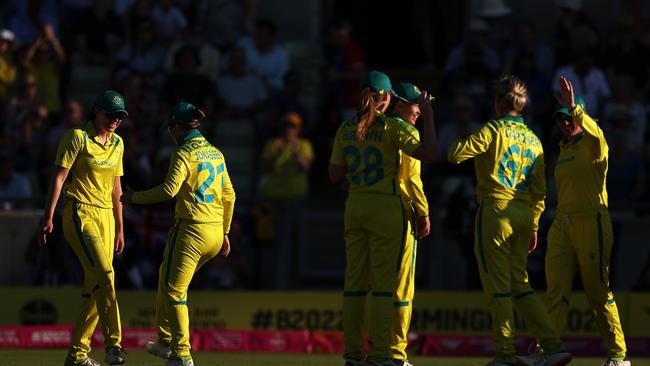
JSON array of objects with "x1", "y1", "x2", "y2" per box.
[
  {"x1": 105, "y1": 111, "x2": 126, "y2": 120},
  {"x1": 554, "y1": 114, "x2": 572, "y2": 124}
]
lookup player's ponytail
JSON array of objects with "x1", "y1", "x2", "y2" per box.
[
  {"x1": 493, "y1": 75, "x2": 528, "y2": 114},
  {"x1": 356, "y1": 87, "x2": 381, "y2": 141}
]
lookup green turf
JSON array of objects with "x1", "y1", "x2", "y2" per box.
[{"x1": 0, "y1": 350, "x2": 647, "y2": 366}]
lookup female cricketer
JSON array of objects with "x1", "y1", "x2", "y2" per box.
[
  {"x1": 123, "y1": 101, "x2": 235, "y2": 366},
  {"x1": 386, "y1": 82, "x2": 430, "y2": 366},
  {"x1": 329, "y1": 71, "x2": 437, "y2": 366},
  {"x1": 447, "y1": 76, "x2": 571, "y2": 366},
  {"x1": 542, "y1": 76, "x2": 629, "y2": 366},
  {"x1": 40, "y1": 90, "x2": 128, "y2": 366}
]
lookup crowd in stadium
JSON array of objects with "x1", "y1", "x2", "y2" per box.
[{"x1": 0, "y1": 0, "x2": 650, "y2": 292}]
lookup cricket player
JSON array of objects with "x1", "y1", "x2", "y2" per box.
[
  {"x1": 386, "y1": 82, "x2": 431, "y2": 366},
  {"x1": 123, "y1": 101, "x2": 235, "y2": 366},
  {"x1": 448, "y1": 75, "x2": 571, "y2": 366},
  {"x1": 329, "y1": 71, "x2": 437, "y2": 366},
  {"x1": 536, "y1": 76, "x2": 629, "y2": 366},
  {"x1": 40, "y1": 90, "x2": 128, "y2": 366}
]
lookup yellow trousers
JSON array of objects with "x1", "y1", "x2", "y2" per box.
[
  {"x1": 62, "y1": 200, "x2": 121, "y2": 362},
  {"x1": 156, "y1": 219, "x2": 223, "y2": 359},
  {"x1": 475, "y1": 199, "x2": 564, "y2": 364},
  {"x1": 390, "y1": 202, "x2": 416, "y2": 361},
  {"x1": 546, "y1": 211, "x2": 627, "y2": 360},
  {"x1": 343, "y1": 194, "x2": 407, "y2": 363}
]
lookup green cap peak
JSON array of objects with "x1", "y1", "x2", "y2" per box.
[
  {"x1": 94, "y1": 90, "x2": 128, "y2": 115},
  {"x1": 554, "y1": 95, "x2": 586, "y2": 118},
  {"x1": 166, "y1": 101, "x2": 205, "y2": 127},
  {"x1": 360, "y1": 71, "x2": 392, "y2": 94},
  {"x1": 393, "y1": 82, "x2": 421, "y2": 103}
]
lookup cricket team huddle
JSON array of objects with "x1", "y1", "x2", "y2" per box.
[{"x1": 39, "y1": 69, "x2": 629, "y2": 366}]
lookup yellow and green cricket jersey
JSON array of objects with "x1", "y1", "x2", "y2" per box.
[
  {"x1": 55, "y1": 121, "x2": 124, "y2": 208},
  {"x1": 448, "y1": 115, "x2": 546, "y2": 230},
  {"x1": 330, "y1": 111, "x2": 422, "y2": 196},
  {"x1": 555, "y1": 105, "x2": 608, "y2": 214},
  {"x1": 387, "y1": 114, "x2": 429, "y2": 216},
  {"x1": 132, "y1": 130, "x2": 235, "y2": 232}
]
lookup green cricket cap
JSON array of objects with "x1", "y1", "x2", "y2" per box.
[
  {"x1": 553, "y1": 95, "x2": 586, "y2": 118},
  {"x1": 94, "y1": 90, "x2": 128, "y2": 116},
  {"x1": 393, "y1": 82, "x2": 422, "y2": 103},
  {"x1": 360, "y1": 71, "x2": 393, "y2": 94},
  {"x1": 166, "y1": 101, "x2": 205, "y2": 127}
]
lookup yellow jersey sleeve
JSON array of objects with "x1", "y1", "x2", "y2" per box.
[
  {"x1": 55, "y1": 129, "x2": 84, "y2": 169},
  {"x1": 116, "y1": 140, "x2": 124, "y2": 176},
  {"x1": 571, "y1": 104, "x2": 607, "y2": 161},
  {"x1": 132, "y1": 151, "x2": 189, "y2": 204},
  {"x1": 386, "y1": 118, "x2": 422, "y2": 156},
  {"x1": 528, "y1": 152, "x2": 546, "y2": 231},
  {"x1": 447, "y1": 122, "x2": 496, "y2": 163},
  {"x1": 222, "y1": 160, "x2": 236, "y2": 234},
  {"x1": 399, "y1": 128, "x2": 428, "y2": 216}
]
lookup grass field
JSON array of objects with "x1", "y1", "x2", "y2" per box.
[{"x1": 0, "y1": 351, "x2": 648, "y2": 366}]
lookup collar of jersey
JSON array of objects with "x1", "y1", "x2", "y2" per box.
[
  {"x1": 501, "y1": 115, "x2": 524, "y2": 123},
  {"x1": 561, "y1": 131, "x2": 584, "y2": 145},
  {"x1": 178, "y1": 129, "x2": 202, "y2": 145},
  {"x1": 85, "y1": 120, "x2": 115, "y2": 146}
]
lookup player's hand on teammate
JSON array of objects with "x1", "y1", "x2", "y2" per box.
[
  {"x1": 528, "y1": 231, "x2": 538, "y2": 253},
  {"x1": 220, "y1": 235, "x2": 231, "y2": 257},
  {"x1": 39, "y1": 217, "x2": 54, "y2": 245},
  {"x1": 554, "y1": 76, "x2": 576, "y2": 110},
  {"x1": 417, "y1": 215, "x2": 430, "y2": 239},
  {"x1": 120, "y1": 186, "x2": 134, "y2": 206},
  {"x1": 115, "y1": 230, "x2": 125, "y2": 255}
]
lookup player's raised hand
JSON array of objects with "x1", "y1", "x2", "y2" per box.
[
  {"x1": 220, "y1": 235, "x2": 231, "y2": 257},
  {"x1": 39, "y1": 218, "x2": 54, "y2": 245},
  {"x1": 528, "y1": 231, "x2": 538, "y2": 254},
  {"x1": 417, "y1": 90, "x2": 434, "y2": 119},
  {"x1": 554, "y1": 76, "x2": 575, "y2": 109}
]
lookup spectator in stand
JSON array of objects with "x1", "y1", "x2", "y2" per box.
[
  {"x1": 160, "y1": 44, "x2": 216, "y2": 114},
  {"x1": 216, "y1": 46, "x2": 266, "y2": 119},
  {"x1": 72, "y1": 0, "x2": 125, "y2": 65},
  {"x1": 200, "y1": 0, "x2": 255, "y2": 53},
  {"x1": 552, "y1": 26, "x2": 610, "y2": 116},
  {"x1": 444, "y1": 18, "x2": 500, "y2": 76},
  {"x1": 504, "y1": 21, "x2": 554, "y2": 79},
  {"x1": 0, "y1": 151, "x2": 32, "y2": 210},
  {"x1": 164, "y1": 24, "x2": 221, "y2": 82},
  {"x1": 0, "y1": 29, "x2": 17, "y2": 113},
  {"x1": 437, "y1": 94, "x2": 481, "y2": 158},
  {"x1": 235, "y1": 19, "x2": 289, "y2": 91},
  {"x1": 8, "y1": 0, "x2": 59, "y2": 45},
  {"x1": 552, "y1": 0, "x2": 599, "y2": 67},
  {"x1": 265, "y1": 69, "x2": 310, "y2": 134},
  {"x1": 22, "y1": 24, "x2": 65, "y2": 116},
  {"x1": 602, "y1": 75, "x2": 647, "y2": 152},
  {"x1": 258, "y1": 112, "x2": 314, "y2": 289},
  {"x1": 45, "y1": 99, "x2": 84, "y2": 161},
  {"x1": 4, "y1": 74, "x2": 44, "y2": 152},
  {"x1": 115, "y1": 19, "x2": 166, "y2": 85},
  {"x1": 602, "y1": 15, "x2": 650, "y2": 96},
  {"x1": 151, "y1": 0, "x2": 187, "y2": 44},
  {"x1": 326, "y1": 18, "x2": 366, "y2": 121}
]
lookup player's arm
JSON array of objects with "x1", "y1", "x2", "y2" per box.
[
  {"x1": 447, "y1": 122, "x2": 495, "y2": 163},
  {"x1": 404, "y1": 157, "x2": 430, "y2": 238},
  {"x1": 40, "y1": 130, "x2": 83, "y2": 244},
  {"x1": 132, "y1": 151, "x2": 188, "y2": 204},
  {"x1": 329, "y1": 126, "x2": 347, "y2": 183},
  {"x1": 528, "y1": 151, "x2": 546, "y2": 253},
  {"x1": 407, "y1": 91, "x2": 437, "y2": 162},
  {"x1": 570, "y1": 105, "x2": 608, "y2": 159},
  {"x1": 221, "y1": 161, "x2": 236, "y2": 235},
  {"x1": 112, "y1": 176, "x2": 124, "y2": 255}
]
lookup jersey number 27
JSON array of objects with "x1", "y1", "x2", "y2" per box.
[{"x1": 195, "y1": 162, "x2": 224, "y2": 203}]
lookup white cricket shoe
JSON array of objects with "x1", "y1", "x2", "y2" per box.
[
  {"x1": 105, "y1": 347, "x2": 126, "y2": 365},
  {"x1": 64, "y1": 357, "x2": 100, "y2": 366},
  {"x1": 166, "y1": 358, "x2": 194, "y2": 366},
  {"x1": 601, "y1": 359, "x2": 631, "y2": 366},
  {"x1": 516, "y1": 351, "x2": 572, "y2": 366},
  {"x1": 146, "y1": 340, "x2": 171, "y2": 359}
]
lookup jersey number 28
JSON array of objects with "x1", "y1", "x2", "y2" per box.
[{"x1": 344, "y1": 145, "x2": 384, "y2": 186}]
